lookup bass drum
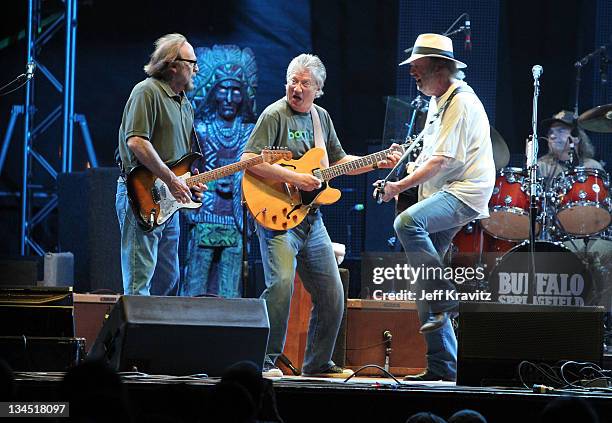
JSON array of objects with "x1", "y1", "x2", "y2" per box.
[{"x1": 488, "y1": 241, "x2": 594, "y2": 306}]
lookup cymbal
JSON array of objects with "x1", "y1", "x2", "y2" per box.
[
  {"x1": 578, "y1": 104, "x2": 612, "y2": 133},
  {"x1": 490, "y1": 126, "x2": 510, "y2": 170}
]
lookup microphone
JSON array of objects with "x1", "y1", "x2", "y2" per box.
[
  {"x1": 570, "y1": 139, "x2": 580, "y2": 166},
  {"x1": 276, "y1": 354, "x2": 300, "y2": 376},
  {"x1": 600, "y1": 49, "x2": 608, "y2": 85},
  {"x1": 26, "y1": 62, "x2": 36, "y2": 80},
  {"x1": 532, "y1": 65, "x2": 543, "y2": 80},
  {"x1": 464, "y1": 15, "x2": 471, "y2": 51}
]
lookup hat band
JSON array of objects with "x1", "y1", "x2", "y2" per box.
[{"x1": 413, "y1": 46, "x2": 454, "y2": 59}]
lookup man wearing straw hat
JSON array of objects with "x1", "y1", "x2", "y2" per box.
[{"x1": 375, "y1": 33, "x2": 495, "y2": 381}]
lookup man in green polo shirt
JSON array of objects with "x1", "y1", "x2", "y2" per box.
[{"x1": 116, "y1": 33, "x2": 206, "y2": 296}]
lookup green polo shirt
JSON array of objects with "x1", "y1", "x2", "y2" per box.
[
  {"x1": 117, "y1": 77, "x2": 193, "y2": 173},
  {"x1": 244, "y1": 98, "x2": 346, "y2": 164}
]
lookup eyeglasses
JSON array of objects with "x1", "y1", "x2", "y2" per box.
[
  {"x1": 175, "y1": 57, "x2": 198, "y2": 70},
  {"x1": 287, "y1": 78, "x2": 316, "y2": 89}
]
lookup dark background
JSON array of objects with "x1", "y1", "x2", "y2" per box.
[{"x1": 1, "y1": 0, "x2": 610, "y2": 270}]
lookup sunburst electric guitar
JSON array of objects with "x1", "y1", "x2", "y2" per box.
[
  {"x1": 127, "y1": 148, "x2": 292, "y2": 232},
  {"x1": 242, "y1": 144, "x2": 407, "y2": 230}
]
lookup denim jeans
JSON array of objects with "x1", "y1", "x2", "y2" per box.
[
  {"x1": 394, "y1": 191, "x2": 479, "y2": 379},
  {"x1": 256, "y1": 211, "x2": 343, "y2": 374},
  {"x1": 115, "y1": 180, "x2": 180, "y2": 296}
]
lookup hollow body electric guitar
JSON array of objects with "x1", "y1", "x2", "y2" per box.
[
  {"x1": 242, "y1": 143, "x2": 411, "y2": 231},
  {"x1": 127, "y1": 149, "x2": 291, "y2": 232}
]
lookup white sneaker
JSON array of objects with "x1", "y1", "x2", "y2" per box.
[{"x1": 262, "y1": 365, "x2": 284, "y2": 378}]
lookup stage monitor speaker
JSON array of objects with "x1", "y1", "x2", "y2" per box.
[
  {"x1": 89, "y1": 296, "x2": 270, "y2": 376},
  {"x1": 0, "y1": 286, "x2": 74, "y2": 337},
  {"x1": 457, "y1": 302, "x2": 604, "y2": 387}
]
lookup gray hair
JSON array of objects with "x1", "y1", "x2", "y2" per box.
[
  {"x1": 286, "y1": 54, "x2": 326, "y2": 98},
  {"x1": 144, "y1": 33, "x2": 187, "y2": 80},
  {"x1": 429, "y1": 57, "x2": 458, "y2": 77}
]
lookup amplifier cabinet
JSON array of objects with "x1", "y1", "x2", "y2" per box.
[{"x1": 345, "y1": 299, "x2": 426, "y2": 376}]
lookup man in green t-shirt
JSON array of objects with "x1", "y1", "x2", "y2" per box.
[
  {"x1": 116, "y1": 33, "x2": 206, "y2": 296},
  {"x1": 242, "y1": 53, "x2": 400, "y2": 378}
]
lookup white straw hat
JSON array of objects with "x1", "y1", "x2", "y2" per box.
[{"x1": 399, "y1": 33, "x2": 467, "y2": 68}]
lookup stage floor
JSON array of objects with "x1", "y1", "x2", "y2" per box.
[{"x1": 12, "y1": 372, "x2": 612, "y2": 422}]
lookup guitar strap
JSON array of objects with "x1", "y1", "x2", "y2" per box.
[
  {"x1": 310, "y1": 106, "x2": 329, "y2": 168},
  {"x1": 429, "y1": 85, "x2": 469, "y2": 124},
  {"x1": 191, "y1": 122, "x2": 203, "y2": 155}
]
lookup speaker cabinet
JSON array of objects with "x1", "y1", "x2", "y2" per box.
[
  {"x1": 74, "y1": 293, "x2": 120, "y2": 352},
  {"x1": 457, "y1": 302, "x2": 605, "y2": 387},
  {"x1": 58, "y1": 168, "x2": 122, "y2": 293},
  {"x1": 0, "y1": 286, "x2": 74, "y2": 337},
  {"x1": 89, "y1": 296, "x2": 270, "y2": 376},
  {"x1": 345, "y1": 299, "x2": 426, "y2": 376}
]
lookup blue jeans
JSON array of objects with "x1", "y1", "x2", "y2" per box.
[
  {"x1": 394, "y1": 191, "x2": 479, "y2": 379},
  {"x1": 115, "y1": 180, "x2": 180, "y2": 296},
  {"x1": 256, "y1": 212, "x2": 343, "y2": 374}
]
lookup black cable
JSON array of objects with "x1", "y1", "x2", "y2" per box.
[
  {"x1": 0, "y1": 74, "x2": 28, "y2": 96},
  {"x1": 342, "y1": 364, "x2": 402, "y2": 385}
]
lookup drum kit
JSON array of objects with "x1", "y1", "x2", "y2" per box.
[{"x1": 450, "y1": 104, "x2": 612, "y2": 308}]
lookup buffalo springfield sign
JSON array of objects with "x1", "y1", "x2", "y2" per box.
[
  {"x1": 360, "y1": 252, "x2": 490, "y2": 301},
  {"x1": 488, "y1": 251, "x2": 594, "y2": 306}
]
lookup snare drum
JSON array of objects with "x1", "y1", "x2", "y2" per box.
[
  {"x1": 553, "y1": 167, "x2": 612, "y2": 236},
  {"x1": 481, "y1": 167, "x2": 541, "y2": 241}
]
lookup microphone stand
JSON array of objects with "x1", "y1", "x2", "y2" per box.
[
  {"x1": 241, "y1": 196, "x2": 249, "y2": 298},
  {"x1": 527, "y1": 68, "x2": 541, "y2": 302},
  {"x1": 403, "y1": 13, "x2": 470, "y2": 54},
  {"x1": 396, "y1": 96, "x2": 424, "y2": 178}
]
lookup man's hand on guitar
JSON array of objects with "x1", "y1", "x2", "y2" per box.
[
  {"x1": 372, "y1": 179, "x2": 402, "y2": 203},
  {"x1": 166, "y1": 174, "x2": 193, "y2": 204},
  {"x1": 290, "y1": 173, "x2": 322, "y2": 191},
  {"x1": 190, "y1": 168, "x2": 208, "y2": 201},
  {"x1": 376, "y1": 143, "x2": 403, "y2": 169}
]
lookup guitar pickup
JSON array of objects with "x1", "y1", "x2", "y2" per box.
[{"x1": 151, "y1": 187, "x2": 161, "y2": 204}]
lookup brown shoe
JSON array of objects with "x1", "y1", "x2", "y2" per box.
[{"x1": 302, "y1": 365, "x2": 354, "y2": 378}]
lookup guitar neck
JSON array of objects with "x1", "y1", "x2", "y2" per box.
[
  {"x1": 185, "y1": 155, "x2": 264, "y2": 186},
  {"x1": 319, "y1": 145, "x2": 405, "y2": 181}
]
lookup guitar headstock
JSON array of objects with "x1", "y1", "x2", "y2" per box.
[{"x1": 261, "y1": 147, "x2": 293, "y2": 164}]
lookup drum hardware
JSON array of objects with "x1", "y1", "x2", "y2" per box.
[{"x1": 573, "y1": 44, "x2": 610, "y2": 127}]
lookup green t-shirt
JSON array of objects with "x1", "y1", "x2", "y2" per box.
[
  {"x1": 244, "y1": 98, "x2": 346, "y2": 164},
  {"x1": 117, "y1": 77, "x2": 193, "y2": 173}
]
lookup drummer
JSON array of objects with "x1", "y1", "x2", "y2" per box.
[{"x1": 538, "y1": 110, "x2": 604, "y2": 189}]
